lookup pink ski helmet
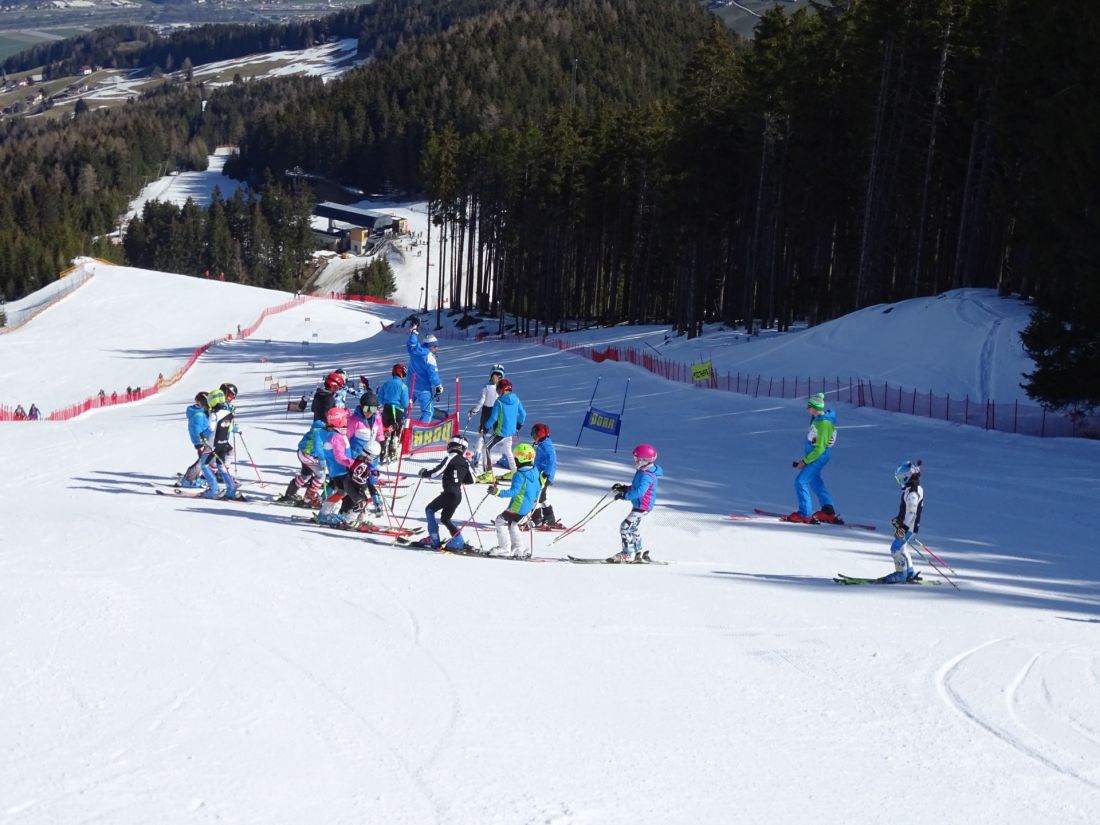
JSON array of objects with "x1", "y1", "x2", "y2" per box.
[
  {"x1": 326, "y1": 407, "x2": 349, "y2": 428},
  {"x1": 632, "y1": 444, "x2": 657, "y2": 467}
]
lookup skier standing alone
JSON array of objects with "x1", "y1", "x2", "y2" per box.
[
  {"x1": 609, "y1": 444, "x2": 662, "y2": 563},
  {"x1": 788, "y1": 392, "x2": 842, "y2": 524},
  {"x1": 882, "y1": 460, "x2": 925, "y2": 583}
]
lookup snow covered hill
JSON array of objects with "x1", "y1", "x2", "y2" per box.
[{"x1": 1, "y1": 268, "x2": 1098, "y2": 825}]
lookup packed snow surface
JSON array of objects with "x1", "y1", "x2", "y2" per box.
[{"x1": 1, "y1": 267, "x2": 1098, "y2": 824}]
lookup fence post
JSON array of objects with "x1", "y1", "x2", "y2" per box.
[
  {"x1": 965, "y1": 395, "x2": 969, "y2": 426},
  {"x1": 781, "y1": 377, "x2": 785, "y2": 397},
  {"x1": 1041, "y1": 407, "x2": 1046, "y2": 437},
  {"x1": 755, "y1": 375, "x2": 761, "y2": 397},
  {"x1": 946, "y1": 394, "x2": 950, "y2": 421},
  {"x1": 769, "y1": 377, "x2": 773, "y2": 396},
  {"x1": 1014, "y1": 400, "x2": 1018, "y2": 434}
]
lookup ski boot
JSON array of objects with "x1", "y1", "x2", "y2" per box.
[
  {"x1": 784, "y1": 511, "x2": 819, "y2": 524},
  {"x1": 813, "y1": 504, "x2": 843, "y2": 524},
  {"x1": 606, "y1": 549, "x2": 635, "y2": 564}
]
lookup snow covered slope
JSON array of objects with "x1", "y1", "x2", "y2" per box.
[{"x1": 1, "y1": 270, "x2": 1098, "y2": 825}]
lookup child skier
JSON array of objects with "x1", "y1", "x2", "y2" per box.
[
  {"x1": 378, "y1": 363, "x2": 410, "y2": 463},
  {"x1": 528, "y1": 422, "x2": 563, "y2": 529},
  {"x1": 468, "y1": 364, "x2": 505, "y2": 464},
  {"x1": 478, "y1": 378, "x2": 526, "y2": 482},
  {"x1": 179, "y1": 391, "x2": 215, "y2": 489},
  {"x1": 315, "y1": 407, "x2": 356, "y2": 525},
  {"x1": 609, "y1": 444, "x2": 663, "y2": 563},
  {"x1": 415, "y1": 435, "x2": 477, "y2": 549},
  {"x1": 339, "y1": 440, "x2": 384, "y2": 528},
  {"x1": 487, "y1": 442, "x2": 541, "y2": 559},
  {"x1": 348, "y1": 390, "x2": 384, "y2": 456},
  {"x1": 788, "y1": 392, "x2": 841, "y2": 524},
  {"x1": 208, "y1": 389, "x2": 243, "y2": 500},
  {"x1": 881, "y1": 460, "x2": 925, "y2": 583},
  {"x1": 311, "y1": 372, "x2": 343, "y2": 423},
  {"x1": 276, "y1": 418, "x2": 327, "y2": 506}
]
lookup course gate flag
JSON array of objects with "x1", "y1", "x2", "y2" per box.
[
  {"x1": 403, "y1": 413, "x2": 457, "y2": 455},
  {"x1": 576, "y1": 377, "x2": 630, "y2": 453},
  {"x1": 691, "y1": 360, "x2": 714, "y2": 382}
]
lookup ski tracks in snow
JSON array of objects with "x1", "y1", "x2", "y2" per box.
[{"x1": 936, "y1": 637, "x2": 1100, "y2": 795}]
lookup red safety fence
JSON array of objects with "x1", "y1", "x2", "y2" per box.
[
  {"x1": 2, "y1": 296, "x2": 311, "y2": 422},
  {"x1": 380, "y1": 324, "x2": 1100, "y2": 440},
  {"x1": 317, "y1": 291, "x2": 398, "y2": 305}
]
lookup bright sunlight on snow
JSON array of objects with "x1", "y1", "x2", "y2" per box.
[{"x1": 1, "y1": 265, "x2": 1098, "y2": 825}]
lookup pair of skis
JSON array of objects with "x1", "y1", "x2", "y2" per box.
[
  {"x1": 833, "y1": 573, "x2": 940, "y2": 586},
  {"x1": 732, "y1": 509, "x2": 878, "y2": 531}
]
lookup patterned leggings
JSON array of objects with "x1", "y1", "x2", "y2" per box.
[{"x1": 619, "y1": 510, "x2": 647, "y2": 553}]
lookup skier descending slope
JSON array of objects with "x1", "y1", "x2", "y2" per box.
[
  {"x1": 415, "y1": 435, "x2": 477, "y2": 550},
  {"x1": 881, "y1": 460, "x2": 925, "y2": 583},
  {"x1": 788, "y1": 393, "x2": 842, "y2": 524},
  {"x1": 608, "y1": 444, "x2": 663, "y2": 563},
  {"x1": 487, "y1": 442, "x2": 541, "y2": 559}
]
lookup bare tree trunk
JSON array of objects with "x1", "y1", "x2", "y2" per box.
[
  {"x1": 913, "y1": 18, "x2": 952, "y2": 296},
  {"x1": 856, "y1": 31, "x2": 894, "y2": 306}
]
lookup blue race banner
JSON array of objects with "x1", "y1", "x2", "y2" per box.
[{"x1": 582, "y1": 406, "x2": 622, "y2": 436}]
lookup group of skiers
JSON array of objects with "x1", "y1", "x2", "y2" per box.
[
  {"x1": 173, "y1": 339, "x2": 922, "y2": 577},
  {"x1": 9, "y1": 403, "x2": 40, "y2": 420}
]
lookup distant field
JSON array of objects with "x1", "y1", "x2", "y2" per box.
[{"x1": 0, "y1": 27, "x2": 88, "y2": 62}]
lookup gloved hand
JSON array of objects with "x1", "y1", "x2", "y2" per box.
[
  {"x1": 479, "y1": 427, "x2": 487, "y2": 436},
  {"x1": 433, "y1": 384, "x2": 444, "y2": 400},
  {"x1": 891, "y1": 517, "x2": 907, "y2": 539},
  {"x1": 469, "y1": 407, "x2": 479, "y2": 417},
  {"x1": 419, "y1": 468, "x2": 430, "y2": 478},
  {"x1": 487, "y1": 485, "x2": 498, "y2": 496},
  {"x1": 611, "y1": 483, "x2": 628, "y2": 493},
  {"x1": 792, "y1": 460, "x2": 802, "y2": 468},
  {"x1": 614, "y1": 492, "x2": 625, "y2": 501}
]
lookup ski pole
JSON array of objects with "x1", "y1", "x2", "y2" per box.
[
  {"x1": 551, "y1": 495, "x2": 617, "y2": 545},
  {"x1": 553, "y1": 491, "x2": 611, "y2": 539},
  {"x1": 907, "y1": 537, "x2": 959, "y2": 589},
  {"x1": 237, "y1": 432, "x2": 266, "y2": 486},
  {"x1": 461, "y1": 408, "x2": 476, "y2": 437},
  {"x1": 454, "y1": 488, "x2": 492, "y2": 538},
  {"x1": 908, "y1": 536, "x2": 956, "y2": 576},
  {"x1": 462, "y1": 487, "x2": 485, "y2": 549},
  {"x1": 398, "y1": 475, "x2": 424, "y2": 530}
]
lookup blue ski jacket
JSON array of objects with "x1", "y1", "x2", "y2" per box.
[
  {"x1": 624, "y1": 464, "x2": 662, "y2": 512},
  {"x1": 377, "y1": 375, "x2": 409, "y2": 410},
  {"x1": 495, "y1": 465, "x2": 540, "y2": 516},
  {"x1": 186, "y1": 404, "x2": 211, "y2": 446},
  {"x1": 406, "y1": 331, "x2": 441, "y2": 393},
  {"x1": 534, "y1": 437, "x2": 557, "y2": 484},
  {"x1": 298, "y1": 420, "x2": 325, "y2": 455},
  {"x1": 485, "y1": 392, "x2": 526, "y2": 437}
]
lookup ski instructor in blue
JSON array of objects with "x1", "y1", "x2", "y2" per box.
[
  {"x1": 788, "y1": 392, "x2": 842, "y2": 524},
  {"x1": 405, "y1": 321, "x2": 443, "y2": 422}
]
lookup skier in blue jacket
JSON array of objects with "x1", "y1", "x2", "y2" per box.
[
  {"x1": 478, "y1": 378, "x2": 526, "y2": 481},
  {"x1": 528, "y1": 422, "x2": 563, "y2": 529},
  {"x1": 487, "y1": 442, "x2": 541, "y2": 559},
  {"x1": 179, "y1": 391, "x2": 217, "y2": 489},
  {"x1": 406, "y1": 324, "x2": 442, "y2": 423},
  {"x1": 609, "y1": 444, "x2": 663, "y2": 563},
  {"x1": 377, "y1": 363, "x2": 410, "y2": 462}
]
